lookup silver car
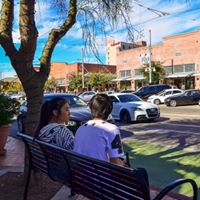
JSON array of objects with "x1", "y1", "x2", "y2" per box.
[{"x1": 78, "y1": 91, "x2": 96, "y2": 102}]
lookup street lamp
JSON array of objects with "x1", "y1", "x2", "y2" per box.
[
  {"x1": 81, "y1": 47, "x2": 85, "y2": 89},
  {"x1": 149, "y1": 29, "x2": 152, "y2": 84}
]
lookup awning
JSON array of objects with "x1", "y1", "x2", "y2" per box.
[
  {"x1": 165, "y1": 72, "x2": 195, "y2": 78},
  {"x1": 111, "y1": 78, "x2": 130, "y2": 82},
  {"x1": 133, "y1": 76, "x2": 145, "y2": 80}
]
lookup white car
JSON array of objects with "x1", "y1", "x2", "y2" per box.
[
  {"x1": 78, "y1": 91, "x2": 96, "y2": 102},
  {"x1": 147, "y1": 89, "x2": 183, "y2": 105},
  {"x1": 109, "y1": 93, "x2": 160, "y2": 123}
]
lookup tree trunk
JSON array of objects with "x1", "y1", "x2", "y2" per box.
[{"x1": 14, "y1": 62, "x2": 47, "y2": 136}]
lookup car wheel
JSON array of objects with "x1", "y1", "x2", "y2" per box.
[
  {"x1": 169, "y1": 100, "x2": 177, "y2": 107},
  {"x1": 120, "y1": 110, "x2": 131, "y2": 123},
  {"x1": 154, "y1": 99, "x2": 161, "y2": 105},
  {"x1": 17, "y1": 115, "x2": 25, "y2": 133}
]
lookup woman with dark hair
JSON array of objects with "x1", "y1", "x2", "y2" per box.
[
  {"x1": 74, "y1": 93, "x2": 126, "y2": 166},
  {"x1": 35, "y1": 97, "x2": 74, "y2": 150}
]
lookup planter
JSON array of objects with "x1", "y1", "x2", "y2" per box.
[{"x1": 0, "y1": 124, "x2": 10, "y2": 156}]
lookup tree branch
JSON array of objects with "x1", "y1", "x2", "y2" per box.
[
  {"x1": 40, "y1": 0, "x2": 77, "y2": 75},
  {"x1": 19, "y1": 0, "x2": 38, "y2": 62},
  {"x1": 0, "y1": 0, "x2": 17, "y2": 58}
]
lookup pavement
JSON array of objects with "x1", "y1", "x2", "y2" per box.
[{"x1": 0, "y1": 136, "x2": 193, "y2": 200}]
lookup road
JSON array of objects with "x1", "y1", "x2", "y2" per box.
[
  {"x1": 10, "y1": 104, "x2": 200, "y2": 151},
  {"x1": 118, "y1": 104, "x2": 200, "y2": 152}
]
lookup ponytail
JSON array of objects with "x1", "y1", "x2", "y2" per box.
[{"x1": 34, "y1": 101, "x2": 50, "y2": 139}]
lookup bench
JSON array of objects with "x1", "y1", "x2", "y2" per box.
[{"x1": 18, "y1": 133, "x2": 198, "y2": 200}]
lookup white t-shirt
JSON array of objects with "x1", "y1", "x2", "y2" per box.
[
  {"x1": 74, "y1": 120, "x2": 124, "y2": 161},
  {"x1": 38, "y1": 123, "x2": 74, "y2": 150}
]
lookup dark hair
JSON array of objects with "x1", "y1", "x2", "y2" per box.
[
  {"x1": 89, "y1": 93, "x2": 113, "y2": 120},
  {"x1": 34, "y1": 97, "x2": 68, "y2": 138}
]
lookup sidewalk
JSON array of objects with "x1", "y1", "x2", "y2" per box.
[
  {"x1": 0, "y1": 136, "x2": 24, "y2": 176},
  {"x1": 0, "y1": 136, "x2": 192, "y2": 200}
]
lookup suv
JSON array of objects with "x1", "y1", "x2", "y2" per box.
[{"x1": 134, "y1": 84, "x2": 171, "y2": 100}]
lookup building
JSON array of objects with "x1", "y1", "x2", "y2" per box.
[
  {"x1": 108, "y1": 29, "x2": 200, "y2": 90},
  {"x1": 50, "y1": 62, "x2": 116, "y2": 92},
  {"x1": 0, "y1": 72, "x2": 17, "y2": 80},
  {"x1": 106, "y1": 40, "x2": 146, "y2": 65}
]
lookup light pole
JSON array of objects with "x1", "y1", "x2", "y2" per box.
[
  {"x1": 81, "y1": 47, "x2": 85, "y2": 89},
  {"x1": 149, "y1": 29, "x2": 152, "y2": 84}
]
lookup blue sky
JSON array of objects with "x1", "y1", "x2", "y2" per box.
[{"x1": 1, "y1": 0, "x2": 200, "y2": 72}]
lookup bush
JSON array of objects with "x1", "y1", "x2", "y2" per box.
[{"x1": 0, "y1": 94, "x2": 20, "y2": 126}]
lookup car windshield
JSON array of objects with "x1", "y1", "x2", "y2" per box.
[
  {"x1": 69, "y1": 96, "x2": 87, "y2": 107},
  {"x1": 44, "y1": 95, "x2": 87, "y2": 107},
  {"x1": 118, "y1": 94, "x2": 141, "y2": 102}
]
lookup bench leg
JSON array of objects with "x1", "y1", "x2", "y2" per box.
[
  {"x1": 68, "y1": 189, "x2": 76, "y2": 198},
  {"x1": 23, "y1": 167, "x2": 31, "y2": 200}
]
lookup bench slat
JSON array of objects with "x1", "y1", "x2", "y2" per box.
[
  {"x1": 72, "y1": 168, "x2": 146, "y2": 200},
  {"x1": 72, "y1": 159, "x2": 144, "y2": 189}
]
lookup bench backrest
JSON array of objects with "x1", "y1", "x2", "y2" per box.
[
  {"x1": 63, "y1": 151, "x2": 151, "y2": 200},
  {"x1": 21, "y1": 134, "x2": 151, "y2": 200}
]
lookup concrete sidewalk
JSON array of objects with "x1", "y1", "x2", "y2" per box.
[{"x1": 0, "y1": 136, "x2": 24, "y2": 176}]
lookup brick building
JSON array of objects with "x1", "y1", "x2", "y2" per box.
[
  {"x1": 50, "y1": 62, "x2": 116, "y2": 92},
  {"x1": 108, "y1": 29, "x2": 200, "y2": 90}
]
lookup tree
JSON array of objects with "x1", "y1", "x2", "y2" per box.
[
  {"x1": 0, "y1": 0, "x2": 134, "y2": 135},
  {"x1": 140, "y1": 61, "x2": 165, "y2": 84},
  {"x1": 68, "y1": 72, "x2": 83, "y2": 91},
  {"x1": 87, "y1": 73, "x2": 114, "y2": 87},
  {"x1": 44, "y1": 78, "x2": 57, "y2": 92},
  {"x1": 1, "y1": 81, "x2": 23, "y2": 93}
]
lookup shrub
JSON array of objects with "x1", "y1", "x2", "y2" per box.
[{"x1": 0, "y1": 94, "x2": 20, "y2": 126}]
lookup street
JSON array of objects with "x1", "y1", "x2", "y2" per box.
[
  {"x1": 10, "y1": 104, "x2": 200, "y2": 151},
  {"x1": 119, "y1": 104, "x2": 200, "y2": 152}
]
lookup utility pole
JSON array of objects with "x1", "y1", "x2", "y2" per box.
[
  {"x1": 149, "y1": 29, "x2": 152, "y2": 84},
  {"x1": 81, "y1": 48, "x2": 85, "y2": 89}
]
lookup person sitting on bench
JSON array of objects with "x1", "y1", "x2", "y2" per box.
[
  {"x1": 34, "y1": 97, "x2": 74, "y2": 150},
  {"x1": 74, "y1": 93, "x2": 126, "y2": 166}
]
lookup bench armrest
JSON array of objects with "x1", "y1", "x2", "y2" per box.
[{"x1": 153, "y1": 178, "x2": 198, "y2": 200}]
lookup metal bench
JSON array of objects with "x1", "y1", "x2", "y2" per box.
[{"x1": 19, "y1": 133, "x2": 198, "y2": 200}]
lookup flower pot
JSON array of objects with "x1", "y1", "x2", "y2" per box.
[{"x1": 0, "y1": 124, "x2": 10, "y2": 156}]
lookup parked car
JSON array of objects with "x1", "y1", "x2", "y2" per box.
[
  {"x1": 147, "y1": 89, "x2": 183, "y2": 105},
  {"x1": 120, "y1": 89, "x2": 134, "y2": 93},
  {"x1": 133, "y1": 84, "x2": 171, "y2": 100},
  {"x1": 17, "y1": 93, "x2": 92, "y2": 134},
  {"x1": 78, "y1": 91, "x2": 96, "y2": 102},
  {"x1": 109, "y1": 93, "x2": 160, "y2": 123},
  {"x1": 164, "y1": 89, "x2": 200, "y2": 107}
]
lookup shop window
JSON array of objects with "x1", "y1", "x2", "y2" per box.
[
  {"x1": 176, "y1": 52, "x2": 182, "y2": 56},
  {"x1": 185, "y1": 64, "x2": 195, "y2": 72},
  {"x1": 174, "y1": 65, "x2": 184, "y2": 73},
  {"x1": 134, "y1": 69, "x2": 142, "y2": 76},
  {"x1": 164, "y1": 66, "x2": 173, "y2": 74},
  {"x1": 119, "y1": 70, "x2": 131, "y2": 78}
]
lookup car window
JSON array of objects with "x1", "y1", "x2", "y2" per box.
[
  {"x1": 118, "y1": 94, "x2": 141, "y2": 102},
  {"x1": 164, "y1": 91, "x2": 172, "y2": 96},
  {"x1": 88, "y1": 92, "x2": 95, "y2": 95},
  {"x1": 110, "y1": 96, "x2": 119, "y2": 103},
  {"x1": 191, "y1": 91, "x2": 200, "y2": 96},
  {"x1": 173, "y1": 90, "x2": 181, "y2": 94},
  {"x1": 183, "y1": 91, "x2": 191, "y2": 96}
]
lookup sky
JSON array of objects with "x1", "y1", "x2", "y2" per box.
[{"x1": 0, "y1": 0, "x2": 200, "y2": 73}]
